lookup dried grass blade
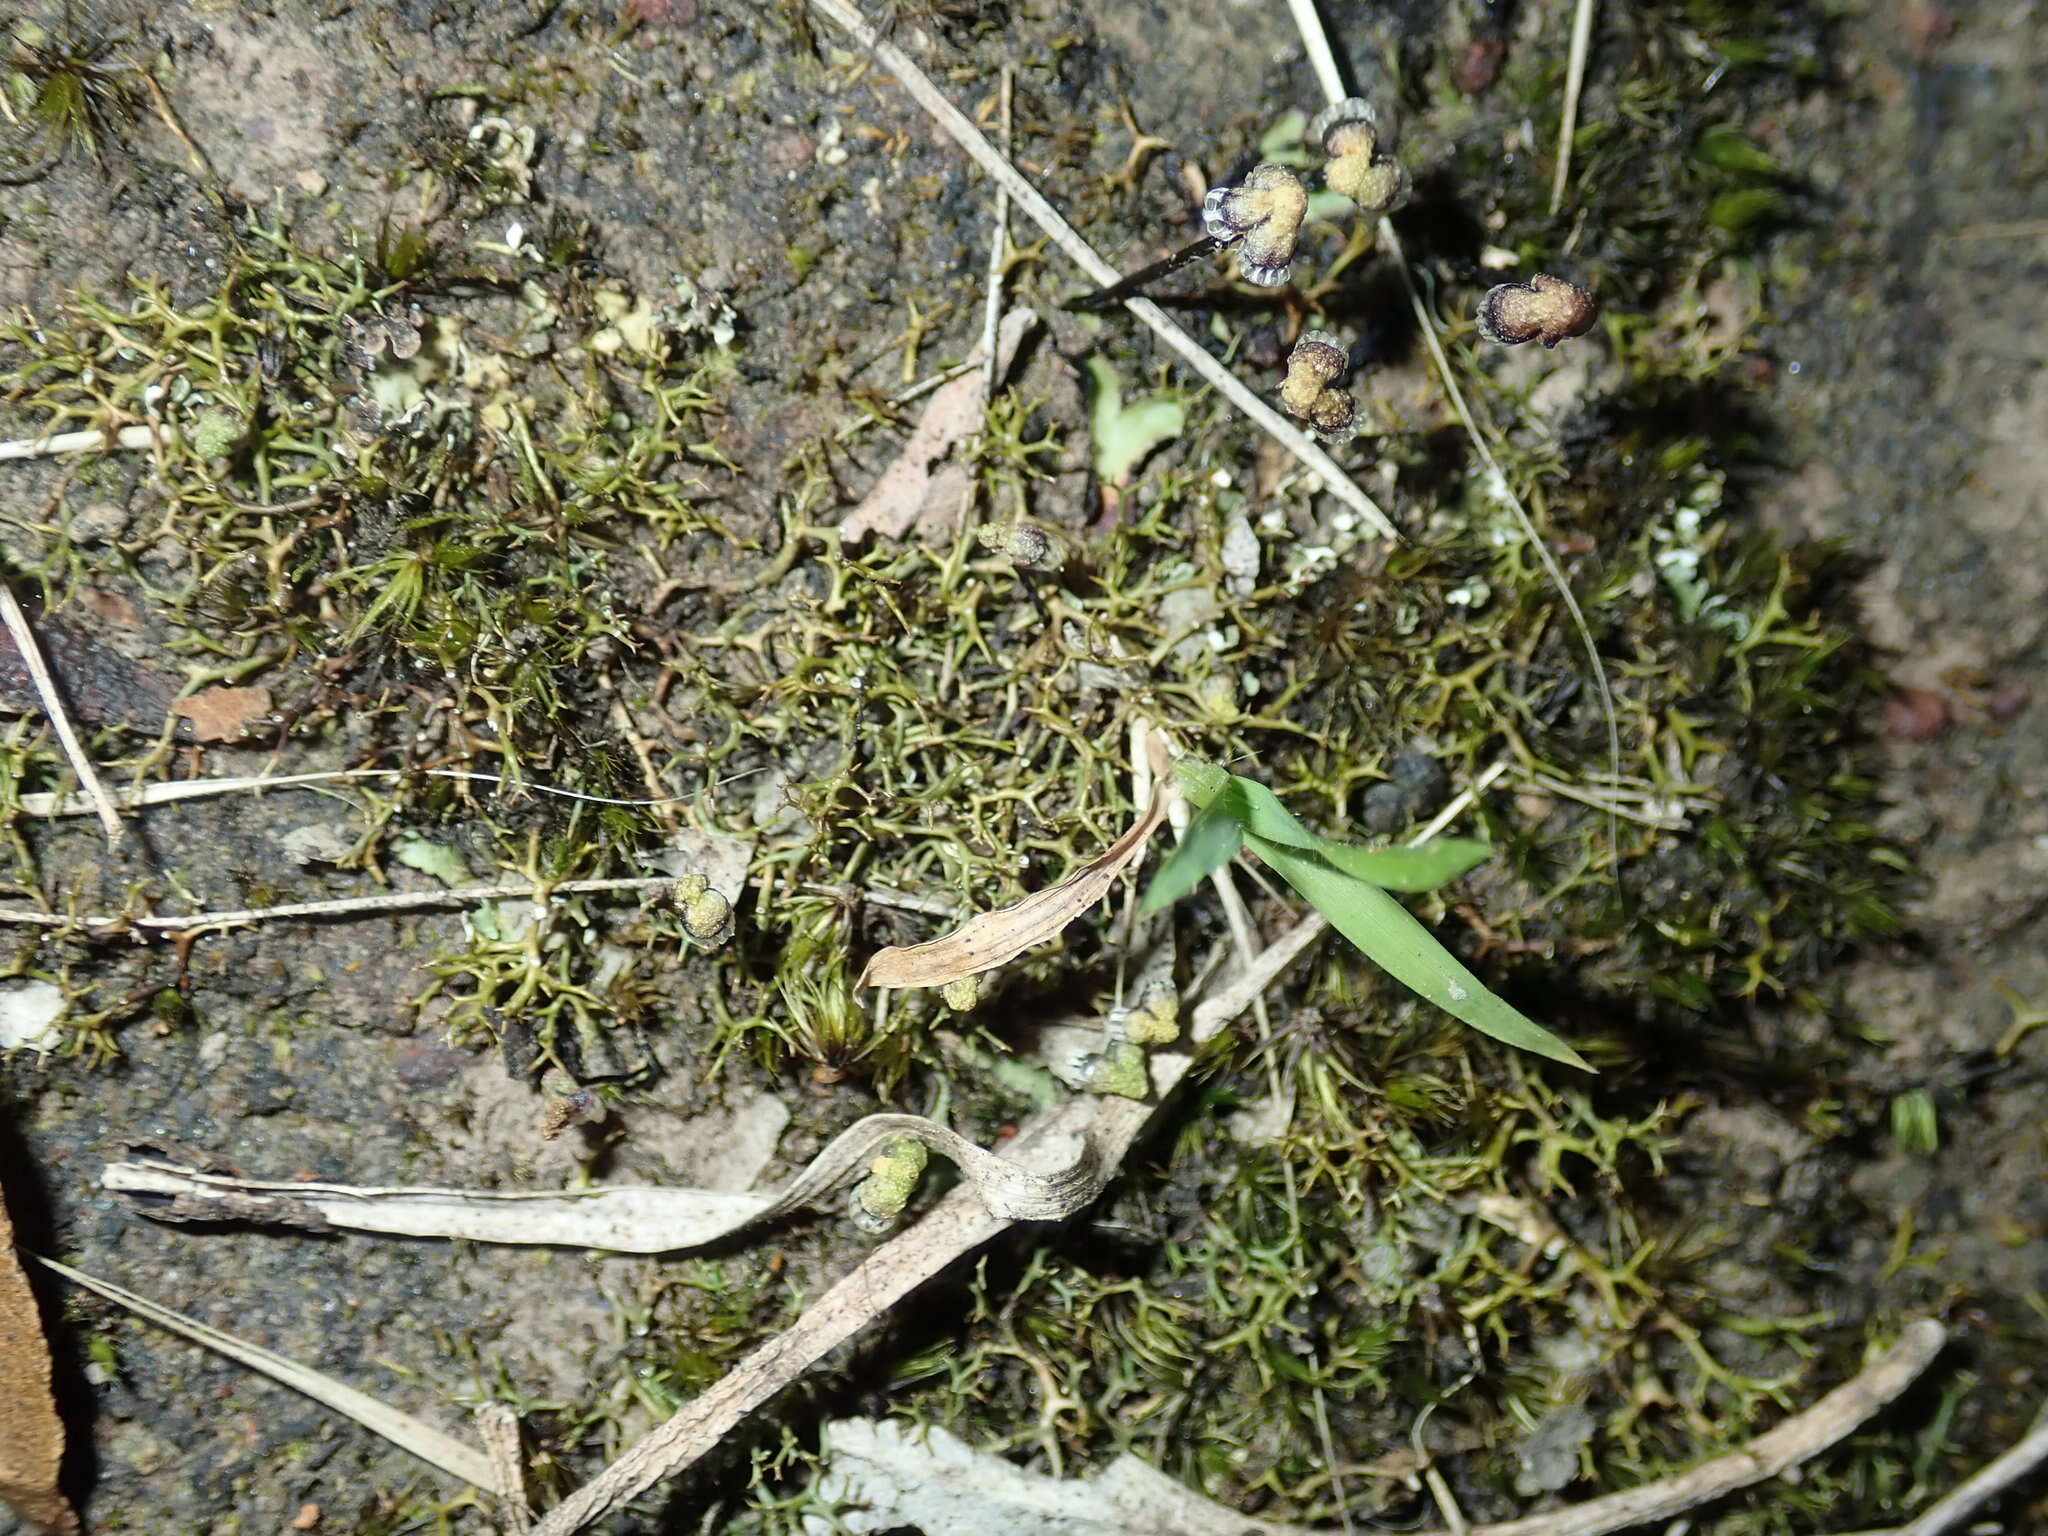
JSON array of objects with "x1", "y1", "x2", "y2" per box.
[
  {"x1": 103, "y1": 1110, "x2": 1103, "y2": 1250},
  {"x1": 858, "y1": 775, "x2": 1172, "y2": 988},
  {"x1": 31, "y1": 1254, "x2": 505, "y2": 1496},
  {"x1": 0, "y1": 574, "x2": 122, "y2": 847},
  {"x1": 100, "y1": 1161, "x2": 777, "y2": 1252}
]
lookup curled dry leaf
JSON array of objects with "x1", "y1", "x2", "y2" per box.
[
  {"x1": 173, "y1": 683, "x2": 274, "y2": 743},
  {"x1": 839, "y1": 308, "x2": 1038, "y2": 546},
  {"x1": 0, "y1": 1182, "x2": 80, "y2": 1536},
  {"x1": 857, "y1": 775, "x2": 1173, "y2": 990}
]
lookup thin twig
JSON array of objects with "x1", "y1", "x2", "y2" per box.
[
  {"x1": 1413, "y1": 757, "x2": 1510, "y2": 842},
  {"x1": 15, "y1": 766, "x2": 706, "y2": 819},
  {"x1": 1284, "y1": 0, "x2": 1349, "y2": 105},
  {"x1": 140, "y1": 71, "x2": 214, "y2": 181},
  {"x1": 1839, "y1": 1395, "x2": 2048, "y2": 1536},
  {"x1": 802, "y1": 0, "x2": 1397, "y2": 540},
  {"x1": 1517, "y1": 768, "x2": 1697, "y2": 829},
  {"x1": 1551, "y1": 0, "x2": 1598, "y2": 215},
  {"x1": 0, "y1": 422, "x2": 160, "y2": 461},
  {"x1": 1416, "y1": 1321, "x2": 1949, "y2": 1536},
  {"x1": 1064, "y1": 237, "x2": 1221, "y2": 311},
  {"x1": 0, "y1": 875, "x2": 682, "y2": 937},
  {"x1": 1275, "y1": 0, "x2": 1626, "y2": 876},
  {"x1": 978, "y1": 66, "x2": 1012, "y2": 408},
  {"x1": 0, "y1": 568, "x2": 124, "y2": 846},
  {"x1": 477, "y1": 1405, "x2": 535, "y2": 1533}
]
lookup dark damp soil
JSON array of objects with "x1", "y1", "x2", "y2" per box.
[{"x1": 2, "y1": 1, "x2": 2044, "y2": 1533}]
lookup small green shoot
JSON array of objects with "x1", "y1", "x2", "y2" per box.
[
  {"x1": 1890, "y1": 1089, "x2": 1939, "y2": 1155},
  {"x1": 1143, "y1": 761, "x2": 1591, "y2": 1071},
  {"x1": 1084, "y1": 354, "x2": 1183, "y2": 483}
]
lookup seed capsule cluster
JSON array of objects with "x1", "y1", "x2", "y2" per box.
[
  {"x1": 1202, "y1": 163, "x2": 1310, "y2": 288},
  {"x1": 1477, "y1": 273, "x2": 1598, "y2": 348},
  {"x1": 1278, "y1": 332, "x2": 1357, "y2": 439},
  {"x1": 1078, "y1": 90, "x2": 1599, "y2": 451},
  {"x1": 1309, "y1": 97, "x2": 1411, "y2": 215}
]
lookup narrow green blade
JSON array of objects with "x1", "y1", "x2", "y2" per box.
[
  {"x1": 1243, "y1": 831, "x2": 1592, "y2": 1071},
  {"x1": 1317, "y1": 838, "x2": 1493, "y2": 892},
  {"x1": 1221, "y1": 771, "x2": 1493, "y2": 893},
  {"x1": 1139, "y1": 797, "x2": 1245, "y2": 916}
]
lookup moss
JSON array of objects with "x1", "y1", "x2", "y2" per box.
[
  {"x1": 0, "y1": 0, "x2": 1955, "y2": 1525},
  {"x1": 1, "y1": 9, "x2": 148, "y2": 179}
]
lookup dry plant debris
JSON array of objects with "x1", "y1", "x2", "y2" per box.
[
  {"x1": 838, "y1": 306, "x2": 1038, "y2": 546},
  {"x1": 0, "y1": 1183, "x2": 79, "y2": 1536},
  {"x1": 102, "y1": 1108, "x2": 1105, "y2": 1251},
  {"x1": 0, "y1": 569, "x2": 120, "y2": 846},
  {"x1": 169, "y1": 682, "x2": 273, "y2": 743},
  {"x1": 813, "y1": 1318, "x2": 1950, "y2": 1536},
  {"x1": 857, "y1": 767, "x2": 1173, "y2": 989},
  {"x1": 33, "y1": 1254, "x2": 505, "y2": 1496}
]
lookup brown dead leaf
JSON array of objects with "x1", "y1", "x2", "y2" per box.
[
  {"x1": 858, "y1": 774, "x2": 1172, "y2": 989},
  {"x1": 0, "y1": 1182, "x2": 80, "y2": 1536},
  {"x1": 174, "y1": 683, "x2": 273, "y2": 743},
  {"x1": 838, "y1": 308, "x2": 1037, "y2": 547}
]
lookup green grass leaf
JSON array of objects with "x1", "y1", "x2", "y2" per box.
[
  {"x1": 1245, "y1": 832, "x2": 1589, "y2": 1069},
  {"x1": 1169, "y1": 758, "x2": 1591, "y2": 1070},
  {"x1": 1138, "y1": 795, "x2": 1244, "y2": 916},
  {"x1": 1221, "y1": 774, "x2": 1492, "y2": 892}
]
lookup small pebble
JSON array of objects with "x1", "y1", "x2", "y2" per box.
[
  {"x1": 1884, "y1": 688, "x2": 1949, "y2": 742},
  {"x1": 1360, "y1": 782, "x2": 1408, "y2": 835},
  {"x1": 68, "y1": 501, "x2": 129, "y2": 544},
  {"x1": 1388, "y1": 748, "x2": 1450, "y2": 812}
]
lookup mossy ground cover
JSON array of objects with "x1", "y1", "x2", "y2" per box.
[{"x1": 2, "y1": 1, "x2": 2033, "y2": 1531}]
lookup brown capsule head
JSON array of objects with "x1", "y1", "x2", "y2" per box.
[
  {"x1": 673, "y1": 872, "x2": 736, "y2": 945},
  {"x1": 1326, "y1": 155, "x2": 1411, "y2": 214},
  {"x1": 1308, "y1": 96, "x2": 1399, "y2": 159},
  {"x1": 976, "y1": 521, "x2": 1067, "y2": 574},
  {"x1": 1477, "y1": 273, "x2": 1598, "y2": 348},
  {"x1": 1202, "y1": 162, "x2": 1308, "y2": 287},
  {"x1": 1279, "y1": 331, "x2": 1348, "y2": 416},
  {"x1": 1278, "y1": 332, "x2": 1357, "y2": 439},
  {"x1": 1303, "y1": 387, "x2": 1357, "y2": 439}
]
